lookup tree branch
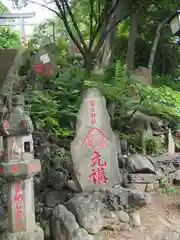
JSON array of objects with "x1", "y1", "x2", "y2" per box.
[
  {"x1": 89, "y1": 0, "x2": 94, "y2": 51},
  {"x1": 106, "y1": 0, "x2": 120, "y2": 21},
  {"x1": 91, "y1": 0, "x2": 119, "y2": 49},
  {"x1": 53, "y1": 0, "x2": 66, "y2": 18},
  {"x1": 92, "y1": 0, "x2": 109, "y2": 37},
  {"x1": 148, "y1": 15, "x2": 171, "y2": 75},
  {"x1": 93, "y1": 9, "x2": 99, "y2": 27},
  {"x1": 25, "y1": 0, "x2": 60, "y2": 16},
  {"x1": 54, "y1": 0, "x2": 85, "y2": 56},
  {"x1": 93, "y1": 1, "x2": 142, "y2": 57},
  {"x1": 97, "y1": 0, "x2": 101, "y2": 22},
  {"x1": 86, "y1": 0, "x2": 109, "y2": 51},
  {"x1": 63, "y1": 0, "x2": 88, "y2": 52}
]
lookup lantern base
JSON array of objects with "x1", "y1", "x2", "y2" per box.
[{"x1": 0, "y1": 224, "x2": 44, "y2": 240}]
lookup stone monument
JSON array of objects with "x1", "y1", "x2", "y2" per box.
[
  {"x1": 32, "y1": 39, "x2": 58, "y2": 81},
  {"x1": 71, "y1": 88, "x2": 121, "y2": 191},
  {"x1": 0, "y1": 95, "x2": 44, "y2": 239}
]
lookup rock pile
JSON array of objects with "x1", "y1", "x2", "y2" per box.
[
  {"x1": 119, "y1": 153, "x2": 180, "y2": 192},
  {"x1": 51, "y1": 186, "x2": 150, "y2": 240},
  {"x1": 0, "y1": 151, "x2": 176, "y2": 240}
]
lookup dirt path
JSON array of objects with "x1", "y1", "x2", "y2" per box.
[{"x1": 109, "y1": 191, "x2": 180, "y2": 240}]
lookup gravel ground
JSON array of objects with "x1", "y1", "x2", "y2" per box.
[{"x1": 108, "y1": 189, "x2": 180, "y2": 240}]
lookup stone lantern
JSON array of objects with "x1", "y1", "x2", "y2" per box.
[
  {"x1": 0, "y1": 95, "x2": 43, "y2": 239},
  {"x1": 169, "y1": 10, "x2": 180, "y2": 36}
]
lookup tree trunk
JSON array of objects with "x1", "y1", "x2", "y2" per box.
[
  {"x1": 148, "y1": 25, "x2": 163, "y2": 75},
  {"x1": 84, "y1": 53, "x2": 94, "y2": 76},
  {"x1": 127, "y1": 9, "x2": 138, "y2": 71},
  {"x1": 148, "y1": 16, "x2": 170, "y2": 75},
  {"x1": 94, "y1": 3, "x2": 117, "y2": 74},
  {"x1": 94, "y1": 0, "x2": 132, "y2": 73}
]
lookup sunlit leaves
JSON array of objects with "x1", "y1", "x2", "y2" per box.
[{"x1": 0, "y1": 1, "x2": 20, "y2": 48}]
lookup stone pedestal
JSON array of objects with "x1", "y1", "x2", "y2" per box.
[
  {"x1": 0, "y1": 95, "x2": 43, "y2": 239},
  {"x1": 8, "y1": 178, "x2": 36, "y2": 233}
]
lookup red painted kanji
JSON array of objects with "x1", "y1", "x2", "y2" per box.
[
  {"x1": 88, "y1": 167, "x2": 107, "y2": 184},
  {"x1": 89, "y1": 99, "x2": 97, "y2": 125},
  {"x1": 33, "y1": 63, "x2": 53, "y2": 77},
  {"x1": 90, "y1": 106, "x2": 95, "y2": 112},
  {"x1": 89, "y1": 100, "x2": 95, "y2": 106},
  {"x1": 91, "y1": 112, "x2": 96, "y2": 119},
  {"x1": 15, "y1": 202, "x2": 24, "y2": 217},
  {"x1": 33, "y1": 63, "x2": 44, "y2": 75},
  {"x1": 15, "y1": 201, "x2": 24, "y2": 230},
  {"x1": 14, "y1": 184, "x2": 24, "y2": 202},
  {"x1": 3, "y1": 121, "x2": 9, "y2": 127},
  {"x1": 14, "y1": 183, "x2": 24, "y2": 228},
  {"x1": 20, "y1": 121, "x2": 25, "y2": 127},
  {"x1": 82, "y1": 127, "x2": 105, "y2": 150},
  {"x1": 12, "y1": 165, "x2": 20, "y2": 173},
  {"x1": 15, "y1": 184, "x2": 20, "y2": 193},
  {"x1": 14, "y1": 193, "x2": 24, "y2": 202},
  {"x1": 90, "y1": 151, "x2": 106, "y2": 168},
  {"x1": 91, "y1": 118, "x2": 96, "y2": 125},
  {"x1": 91, "y1": 112, "x2": 96, "y2": 124},
  {"x1": 15, "y1": 202, "x2": 23, "y2": 211}
]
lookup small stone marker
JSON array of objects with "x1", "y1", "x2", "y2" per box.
[
  {"x1": 0, "y1": 95, "x2": 44, "y2": 239},
  {"x1": 71, "y1": 88, "x2": 120, "y2": 191},
  {"x1": 168, "y1": 129, "x2": 175, "y2": 154},
  {"x1": 32, "y1": 44, "x2": 58, "y2": 80},
  {"x1": 133, "y1": 66, "x2": 152, "y2": 85}
]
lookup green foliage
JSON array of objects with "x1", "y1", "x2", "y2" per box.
[
  {"x1": 0, "y1": 28, "x2": 20, "y2": 48},
  {"x1": 0, "y1": 0, "x2": 20, "y2": 48},
  {"x1": 0, "y1": 0, "x2": 8, "y2": 13},
  {"x1": 25, "y1": 62, "x2": 85, "y2": 137},
  {"x1": 152, "y1": 76, "x2": 180, "y2": 91},
  {"x1": 88, "y1": 62, "x2": 180, "y2": 118},
  {"x1": 138, "y1": 83, "x2": 180, "y2": 120},
  {"x1": 145, "y1": 136, "x2": 165, "y2": 155},
  {"x1": 126, "y1": 132, "x2": 142, "y2": 152},
  {"x1": 159, "y1": 181, "x2": 177, "y2": 194},
  {"x1": 113, "y1": 1, "x2": 180, "y2": 76}
]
